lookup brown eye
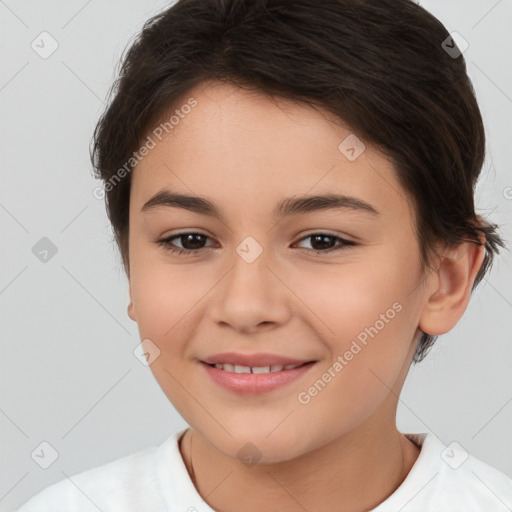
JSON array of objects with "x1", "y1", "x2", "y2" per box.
[
  {"x1": 294, "y1": 233, "x2": 356, "y2": 254},
  {"x1": 156, "y1": 231, "x2": 356, "y2": 257},
  {"x1": 157, "y1": 232, "x2": 214, "y2": 255}
]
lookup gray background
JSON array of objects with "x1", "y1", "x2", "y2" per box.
[{"x1": 1, "y1": 0, "x2": 511, "y2": 510}]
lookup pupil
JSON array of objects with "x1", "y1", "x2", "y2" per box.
[
  {"x1": 178, "y1": 234, "x2": 336, "y2": 251},
  {"x1": 311, "y1": 235, "x2": 335, "y2": 250},
  {"x1": 182, "y1": 234, "x2": 205, "y2": 250}
]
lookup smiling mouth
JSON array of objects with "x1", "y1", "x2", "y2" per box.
[
  {"x1": 203, "y1": 361, "x2": 315, "y2": 374},
  {"x1": 201, "y1": 360, "x2": 318, "y2": 395}
]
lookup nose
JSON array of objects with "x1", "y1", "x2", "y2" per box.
[{"x1": 209, "y1": 246, "x2": 291, "y2": 334}]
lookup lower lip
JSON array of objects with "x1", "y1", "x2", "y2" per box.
[{"x1": 200, "y1": 361, "x2": 317, "y2": 395}]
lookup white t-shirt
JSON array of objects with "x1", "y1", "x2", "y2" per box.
[{"x1": 16, "y1": 428, "x2": 512, "y2": 511}]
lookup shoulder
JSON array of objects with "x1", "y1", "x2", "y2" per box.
[
  {"x1": 375, "y1": 433, "x2": 512, "y2": 512},
  {"x1": 15, "y1": 431, "x2": 184, "y2": 512},
  {"x1": 429, "y1": 438, "x2": 512, "y2": 511}
]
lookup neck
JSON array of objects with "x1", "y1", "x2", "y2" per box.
[{"x1": 179, "y1": 416, "x2": 420, "y2": 512}]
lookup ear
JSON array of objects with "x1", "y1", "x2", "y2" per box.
[
  {"x1": 127, "y1": 300, "x2": 136, "y2": 321},
  {"x1": 127, "y1": 285, "x2": 136, "y2": 322},
  {"x1": 419, "y1": 241, "x2": 486, "y2": 336},
  {"x1": 124, "y1": 253, "x2": 136, "y2": 321}
]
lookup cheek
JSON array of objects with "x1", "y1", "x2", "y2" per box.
[
  {"x1": 290, "y1": 253, "x2": 415, "y2": 345},
  {"x1": 129, "y1": 246, "x2": 214, "y2": 340},
  {"x1": 128, "y1": 251, "x2": 210, "y2": 413},
  {"x1": 290, "y1": 251, "x2": 419, "y2": 410}
]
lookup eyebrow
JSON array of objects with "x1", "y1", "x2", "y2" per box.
[{"x1": 141, "y1": 190, "x2": 379, "y2": 219}]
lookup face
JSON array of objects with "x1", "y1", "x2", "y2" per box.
[{"x1": 127, "y1": 80, "x2": 430, "y2": 462}]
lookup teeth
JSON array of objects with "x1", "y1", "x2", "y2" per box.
[
  {"x1": 211, "y1": 362, "x2": 303, "y2": 373},
  {"x1": 252, "y1": 366, "x2": 271, "y2": 374},
  {"x1": 234, "y1": 365, "x2": 251, "y2": 374}
]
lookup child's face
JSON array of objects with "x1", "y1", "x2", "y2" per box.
[{"x1": 127, "y1": 80, "x2": 432, "y2": 462}]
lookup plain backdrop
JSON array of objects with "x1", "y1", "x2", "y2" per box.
[{"x1": 1, "y1": 0, "x2": 511, "y2": 510}]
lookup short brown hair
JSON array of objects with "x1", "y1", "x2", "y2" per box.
[{"x1": 90, "y1": 0, "x2": 504, "y2": 362}]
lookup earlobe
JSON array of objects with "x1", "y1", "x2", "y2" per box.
[
  {"x1": 419, "y1": 241, "x2": 486, "y2": 336},
  {"x1": 127, "y1": 285, "x2": 136, "y2": 322},
  {"x1": 127, "y1": 301, "x2": 136, "y2": 321}
]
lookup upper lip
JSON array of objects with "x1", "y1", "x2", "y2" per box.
[{"x1": 201, "y1": 352, "x2": 315, "y2": 367}]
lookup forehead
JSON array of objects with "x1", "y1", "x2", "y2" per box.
[{"x1": 130, "y1": 81, "x2": 411, "y2": 222}]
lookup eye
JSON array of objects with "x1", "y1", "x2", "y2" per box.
[
  {"x1": 156, "y1": 232, "x2": 215, "y2": 256},
  {"x1": 156, "y1": 231, "x2": 356, "y2": 257},
  {"x1": 293, "y1": 233, "x2": 356, "y2": 255}
]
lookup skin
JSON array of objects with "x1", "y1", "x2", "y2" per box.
[{"x1": 126, "y1": 80, "x2": 485, "y2": 512}]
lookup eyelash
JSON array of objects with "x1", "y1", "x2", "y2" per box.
[{"x1": 156, "y1": 232, "x2": 356, "y2": 257}]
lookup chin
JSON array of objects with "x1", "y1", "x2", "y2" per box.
[{"x1": 210, "y1": 424, "x2": 315, "y2": 465}]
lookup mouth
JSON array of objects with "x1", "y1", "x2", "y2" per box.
[
  {"x1": 199, "y1": 359, "x2": 318, "y2": 395},
  {"x1": 202, "y1": 361, "x2": 314, "y2": 374}
]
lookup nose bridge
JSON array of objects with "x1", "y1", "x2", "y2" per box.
[
  {"x1": 226, "y1": 234, "x2": 274, "y2": 300},
  {"x1": 210, "y1": 233, "x2": 290, "y2": 331}
]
